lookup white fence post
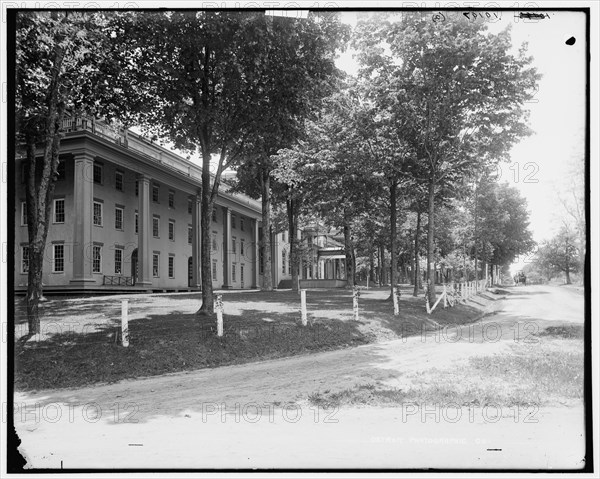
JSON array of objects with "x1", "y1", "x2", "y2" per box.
[
  {"x1": 215, "y1": 294, "x2": 224, "y2": 337},
  {"x1": 393, "y1": 285, "x2": 400, "y2": 316},
  {"x1": 300, "y1": 289, "x2": 307, "y2": 326},
  {"x1": 353, "y1": 287, "x2": 360, "y2": 321},
  {"x1": 121, "y1": 299, "x2": 129, "y2": 347},
  {"x1": 424, "y1": 282, "x2": 431, "y2": 314}
]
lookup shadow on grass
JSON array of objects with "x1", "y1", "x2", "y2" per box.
[
  {"x1": 14, "y1": 307, "x2": 374, "y2": 391},
  {"x1": 14, "y1": 285, "x2": 489, "y2": 392},
  {"x1": 503, "y1": 289, "x2": 551, "y2": 296}
]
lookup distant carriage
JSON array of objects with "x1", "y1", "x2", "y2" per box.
[{"x1": 514, "y1": 271, "x2": 527, "y2": 286}]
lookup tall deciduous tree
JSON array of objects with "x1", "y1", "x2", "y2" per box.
[
  {"x1": 354, "y1": 12, "x2": 540, "y2": 302},
  {"x1": 16, "y1": 11, "x2": 118, "y2": 334},
  {"x1": 117, "y1": 11, "x2": 348, "y2": 311},
  {"x1": 533, "y1": 227, "x2": 580, "y2": 284}
]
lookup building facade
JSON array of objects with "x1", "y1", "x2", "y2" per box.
[{"x1": 14, "y1": 117, "x2": 292, "y2": 293}]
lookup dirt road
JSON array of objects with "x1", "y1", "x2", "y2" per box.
[{"x1": 14, "y1": 285, "x2": 587, "y2": 470}]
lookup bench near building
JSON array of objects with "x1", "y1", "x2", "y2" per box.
[{"x1": 14, "y1": 117, "x2": 297, "y2": 294}]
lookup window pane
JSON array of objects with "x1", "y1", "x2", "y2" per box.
[
  {"x1": 54, "y1": 244, "x2": 65, "y2": 272},
  {"x1": 115, "y1": 171, "x2": 123, "y2": 191},
  {"x1": 153, "y1": 254, "x2": 159, "y2": 277},
  {"x1": 92, "y1": 245, "x2": 101, "y2": 273},
  {"x1": 93, "y1": 164, "x2": 102, "y2": 184},
  {"x1": 54, "y1": 199, "x2": 65, "y2": 223},
  {"x1": 115, "y1": 208, "x2": 123, "y2": 230},
  {"x1": 115, "y1": 248, "x2": 122, "y2": 274},
  {"x1": 22, "y1": 246, "x2": 29, "y2": 273},
  {"x1": 93, "y1": 202, "x2": 102, "y2": 226}
]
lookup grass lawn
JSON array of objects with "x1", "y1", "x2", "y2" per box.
[{"x1": 14, "y1": 285, "x2": 491, "y2": 391}]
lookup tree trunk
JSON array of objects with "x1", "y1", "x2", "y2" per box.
[
  {"x1": 260, "y1": 171, "x2": 273, "y2": 291},
  {"x1": 343, "y1": 209, "x2": 355, "y2": 287},
  {"x1": 474, "y1": 240, "x2": 478, "y2": 284},
  {"x1": 24, "y1": 36, "x2": 67, "y2": 334},
  {"x1": 565, "y1": 241, "x2": 571, "y2": 284},
  {"x1": 198, "y1": 151, "x2": 215, "y2": 316},
  {"x1": 287, "y1": 195, "x2": 299, "y2": 292},
  {"x1": 389, "y1": 181, "x2": 398, "y2": 299},
  {"x1": 377, "y1": 245, "x2": 381, "y2": 285},
  {"x1": 25, "y1": 111, "x2": 65, "y2": 335},
  {"x1": 369, "y1": 250, "x2": 375, "y2": 284},
  {"x1": 413, "y1": 210, "x2": 421, "y2": 296},
  {"x1": 426, "y1": 179, "x2": 436, "y2": 304},
  {"x1": 379, "y1": 244, "x2": 385, "y2": 285}
]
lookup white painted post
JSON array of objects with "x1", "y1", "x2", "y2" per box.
[
  {"x1": 121, "y1": 299, "x2": 129, "y2": 347},
  {"x1": 461, "y1": 282, "x2": 466, "y2": 301},
  {"x1": 367, "y1": 276, "x2": 369, "y2": 290},
  {"x1": 300, "y1": 289, "x2": 307, "y2": 326},
  {"x1": 393, "y1": 285, "x2": 401, "y2": 316},
  {"x1": 215, "y1": 294, "x2": 223, "y2": 337},
  {"x1": 353, "y1": 287, "x2": 360, "y2": 321}
]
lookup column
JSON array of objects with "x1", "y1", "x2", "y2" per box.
[
  {"x1": 252, "y1": 218, "x2": 259, "y2": 288},
  {"x1": 137, "y1": 174, "x2": 152, "y2": 287},
  {"x1": 191, "y1": 190, "x2": 202, "y2": 289},
  {"x1": 70, "y1": 153, "x2": 95, "y2": 285},
  {"x1": 222, "y1": 206, "x2": 232, "y2": 288},
  {"x1": 270, "y1": 228, "x2": 277, "y2": 288}
]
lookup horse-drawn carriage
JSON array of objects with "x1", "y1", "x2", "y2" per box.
[{"x1": 513, "y1": 271, "x2": 527, "y2": 286}]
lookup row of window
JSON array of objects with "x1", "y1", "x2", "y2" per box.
[
  {"x1": 22, "y1": 200, "x2": 253, "y2": 252},
  {"x1": 95, "y1": 163, "x2": 187, "y2": 215},
  {"x1": 21, "y1": 199, "x2": 249, "y2": 236},
  {"x1": 211, "y1": 260, "x2": 245, "y2": 283},
  {"x1": 21, "y1": 200, "x2": 65, "y2": 226},
  {"x1": 22, "y1": 161, "x2": 250, "y2": 230},
  {"x1": 210, "y1": 232, "x2": 247, "y2": 255},
  {"x1": 20, "y1": 245, "x2": 246, "y2": 283}
]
